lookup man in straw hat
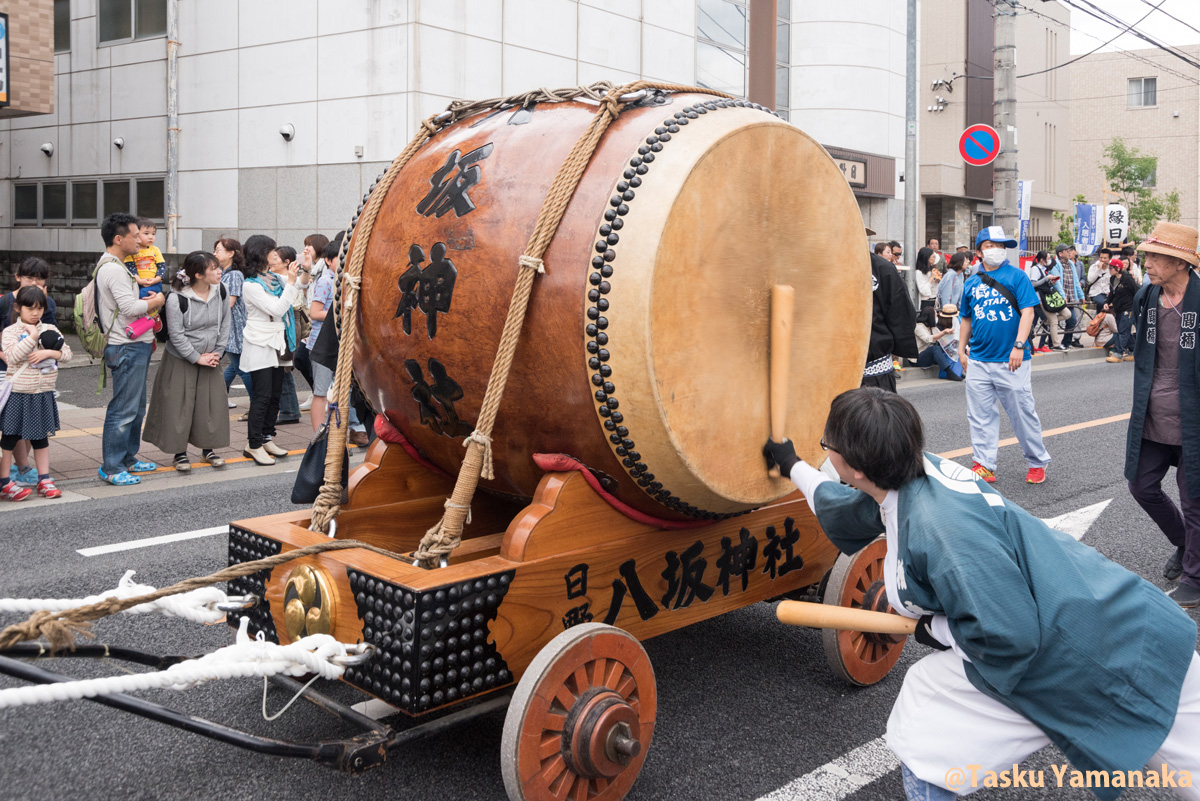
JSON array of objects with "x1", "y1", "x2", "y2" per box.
[{"x1": 1127, "y1": 221, "x2": 1200, "y2": 609}]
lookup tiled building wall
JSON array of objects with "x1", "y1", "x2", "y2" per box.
[
  {"x1": 1069, "y1": 47, "x2": 1200, "y2": 232},
  {"x1": 0, "y1": 0, "x2": 55, "y2": 118}
]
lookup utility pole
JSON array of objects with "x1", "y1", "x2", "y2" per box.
[
  {"x1": 166, "y1": 0, "x2": 180, "y2": 254},
  {"x1": 993, "y1": 0, "x2": 1019, "y2": 245},
  {"x1": 903, "y1": 0, "x2": 918, "y2": 296}
]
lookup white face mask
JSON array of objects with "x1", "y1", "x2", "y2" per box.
[{"x1": 982, "y1": 247, "x2": 1006, "y2": 267}]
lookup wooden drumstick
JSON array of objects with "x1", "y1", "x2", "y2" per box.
[
  {"x1": 768, "y1": 285, "x2": 796, "y2": 477},
  {"x1": 775, "y1": 600, "x2": 918, "y2": 635}
]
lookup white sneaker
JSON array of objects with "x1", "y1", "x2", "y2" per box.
[
  {"x1": 299, "y1": 394, "x2": 312, "y2": 411},
  {"x1": 227, "y1": 399, "x2": 237, "y2": 409}
]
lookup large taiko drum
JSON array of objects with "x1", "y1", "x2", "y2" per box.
[{"x1": 350, "y1": 91, "x2": 871, "y2": 522}]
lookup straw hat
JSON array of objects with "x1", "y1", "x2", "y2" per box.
[
  {"x1": 1136, "y1": 221, "x2": 1199, "y2": 267},
  {"x1": 938, "y1": 303, "x2": 958, "y2": 318}
]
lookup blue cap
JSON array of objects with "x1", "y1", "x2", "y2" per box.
[{"x1": 974, "y1": 226, "x2": 1018, "y2": 249}]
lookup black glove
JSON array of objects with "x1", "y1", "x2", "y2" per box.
[
  {"x1": 762, "y1": 438, "x2": 799, "y2": 477},
  {"x1": 915, "y1": 615, "x2": 950, "y2": 651}
]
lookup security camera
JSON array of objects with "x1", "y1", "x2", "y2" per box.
[
  {"x1": 113, "y1": 137, "x2": 124, "y2": 149},
  {"x1": 40, "y1": 142, "x2": 53, "y2": 157},
  {"x1": 279, "y1": 124, "x2": 295, "y2": 142}
]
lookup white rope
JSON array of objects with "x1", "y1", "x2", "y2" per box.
[
  {"x1": 0, "y1": 618, "x2": 365, "y2": 710},
  {"x1": 0, "y1": 571, "x2": 235, "y2": 625}
]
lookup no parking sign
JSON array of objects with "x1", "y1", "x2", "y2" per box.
[{"x1": 958, "y1": 124, "x2": 1000, "y2": 167}]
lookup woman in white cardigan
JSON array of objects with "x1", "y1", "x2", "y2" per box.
[{"x1": 239, "y1": 235, "x2": 310, "y2": 465}]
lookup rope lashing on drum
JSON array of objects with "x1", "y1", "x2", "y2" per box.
[
  {"x1": 407, "y1": 80, "x2": 734, "y2": 568},
  {"x1": 0, "y1": 617, "x2": 371, "y2": 710},
  {"x1": 0, "y1": 539, "x2": 404, "y2": 653},
  {"x1": 0, "y1": 570, "x2": 242, "y2": 625}
]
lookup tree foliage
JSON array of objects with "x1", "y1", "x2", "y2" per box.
[
  {"x1": 1100, "y1": 138, "x2": 1180, "y2": 237},
  {"x1": 1053, "y1": 194, "x2": 1087, "y2": 245}
]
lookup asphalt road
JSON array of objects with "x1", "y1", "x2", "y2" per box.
[{"x1": 0, "y1": 358, "x2": 1195, "y2": 801}]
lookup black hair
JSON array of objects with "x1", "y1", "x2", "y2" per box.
[
  {"x1": 926, "y1": 237, "x2": 940, "y2": 247},
  {"x1": 172, "y1": 250, "x2": 218, "y2": 292},
  {"x1": 135, "y1": 217, "x2": 157, "y2": 231},
  {"x1": 16, "y1": 257, "x2": 50, "y2": 281},
  {"x1": 14, "y1": 285, "x2": 47, "y2": 310},
  {"x1": 101, "y1": 212, "x2": 139, "y2": 247},
  {"x1": 947, "y1": 252, "x2": 967, "y2": 272},
  {"x1": 1098, "y1": 247, "x2": 1112, "y2": 256},
  {"x1": 214, "y1": 237, "x2": 245, "y2": 274},
  {"x1": 1034, "y1": 250, "x2": 1049, "y2": 264},
  {"x1": 887, "y1": 240, "x2": 902, "y2": 253},
  {"x1": 915, "y1": 247, "x2": 934, "y2": 273},
  {"x1": 1121, "y1": 246, "x2": 1136, "y2": 258},
  {"x1": 271, "y1": 245, "x2": 297, "y2": 265},
  {"x1": 823, "y1": 388, "x2": 926, "y2": 490},
  {"x1": 242, "y1": 234, "x2": 277, "y2": 278},
  {"x1": 324, "y1": 230, "x2": 345, "y2": 263},
  {"x1": 304, "y1": 233, "x2": 330, "y2": 257}
]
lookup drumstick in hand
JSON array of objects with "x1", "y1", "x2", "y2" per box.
[{"x1": 768, "y1": 285, "x2": 796, "y2": 477}]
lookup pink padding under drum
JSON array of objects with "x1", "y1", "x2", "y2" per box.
[
  {"x1": 375, "y1": 416, "x2": 452, "y2": 477},
  {"x1": 532, "y1": 453, "x2": 713, "y2": 530}
]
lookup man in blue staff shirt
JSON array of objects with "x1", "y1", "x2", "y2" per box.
[{"x1": 958, "y1": 227, "x2": 1051, "y2": 485}]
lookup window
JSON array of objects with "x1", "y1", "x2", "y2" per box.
[
  {"x1": 103, "y1": 179, "x2": 132, "y2": 218},
  {"x1": 697, "y1": 0, "x2": 747, "y2": 49},
  {"x1": 776, "y1": 6, "x2": 790, "y2": 120},
  {"x1": 15, "y1": 186, "x2": 38, "y2": 223},
  {"x1": 697, "y1": 41, "x2": 746, "y2": 97},
  {"x1": 99, "y1": 0, "x2": 167, "y2": 44},
  {"x1": 54, "y1": 0, "x2": 71, "y2": 53},
  {"x1": 136, "y1": 178, "x2": 164, "y2": 219},
  {"x1": 42, "y1": 183, "x2": 68, "y2": 222},
  {"x1": 73, "y1": 182, "x2": 98, "y2": 223},
  {"x1": 1128, "y1": 77, "x2": 1157, "y2": 108}
]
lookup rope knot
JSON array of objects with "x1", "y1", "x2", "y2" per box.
[
  {"x1": 518, "y1": 254, "x2": 545, "y2": 274},
  {"x1": 464, "y1": 431, "x2": 495, "y2": 480}
]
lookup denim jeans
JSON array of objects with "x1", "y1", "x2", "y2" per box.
[
  {"x1": 102, "y1": 341, "x2": 153, "y2": 475},
  {"x1": 1111, "y1": 310, "x2": 1133, "y2": 356},
  {"x1": 915, "y1": 345, "x2": 962, "y2": 379},
  {"x1": 223, "y1": 351, "x2": 253, "y2": 396},
  {"x1": 278, "y1": 370, "x2": 300, "y2": 419}
]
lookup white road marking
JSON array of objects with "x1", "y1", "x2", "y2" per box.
[
  {"x1": 754, "y1": 499, "x2": 1114, "y2": 800},
  {"x1": 755, "y1": 736, "x2": 898, "y2": 801},
  {"x1": 77, "y1": 525, "x2": 228, "y2": 557},
  {"x1": 1041, "y1": 499, "x2": 1111, "y2": 540}
]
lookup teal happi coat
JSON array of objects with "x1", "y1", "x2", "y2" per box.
[{"x1": 811, "y1": 453, "x2": 1196, "y2": 798}]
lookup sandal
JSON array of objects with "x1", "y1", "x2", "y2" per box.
[
  {"x1": 128, "y1": 460, "x2": 158, "y2": 473},
  {"x1": 173, "y1": 453, "x2": 192, "y2": 473},
  {"x1": 203, "y1": 450, "x2": 226, "y2": 468},
  {"x1": 98, "y1": 468, "x2": 141, "y2": 486}
]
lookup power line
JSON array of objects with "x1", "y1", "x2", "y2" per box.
[
  {"x1": 1136, "y1": 0, "x2": 1200, "y2": 39},
  {"x1": 1060, "y1": 0, "x2": 1200, "y2": 71},
  {"x1": 1074, "y1": 0, "x2": 1200, "y2": 66},
  {"x1": 1016, "y1": 0, "x2": 1162, "y2": 78}
]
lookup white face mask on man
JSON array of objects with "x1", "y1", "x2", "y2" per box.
[{"x1": 981, "y1": 247, "x2": 1007, "y2": 267}]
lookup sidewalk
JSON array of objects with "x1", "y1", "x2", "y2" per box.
[{"x1": 898, "y1": 338, "x2": 1110, "y2": 387}]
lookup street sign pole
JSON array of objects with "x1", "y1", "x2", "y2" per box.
[
  {"x1": 994, "y1": 0, "x2": 1019, "y2": 256},
  {"x1": 903, "y1": 0, "x2": 918, "y2": 299}
]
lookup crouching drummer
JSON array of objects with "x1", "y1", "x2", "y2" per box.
[{"x1": 764, "y1": 387, "x2": 1200, "y2": 801}]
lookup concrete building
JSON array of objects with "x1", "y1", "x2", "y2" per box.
[
  {"x1": 0, "y1": 0, "x2": 56, "y2": 119},
  {"x1": 1070, "y1": 45, "x2": 1200, "y2": 233},
  {"x1": 1, "y1": 0, "x2": 906, "y2": 259},
  {"x1": 919, "y1": 0, "x2": 1071, "y2": 251}
]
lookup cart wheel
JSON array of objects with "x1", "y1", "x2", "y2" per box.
[
  {"x1": 501, "y1": 623, "x2": 656, "y2": 801},
  {"x1": 821, "y1": 537, "x2": 907, "y2": 686}
]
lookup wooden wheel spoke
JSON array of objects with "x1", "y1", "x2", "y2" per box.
[
  {"x1": 603, "y1": 661, "x2": 625, "y2": 691},
  {"x1": 589, "y1": 657, "x2": 607, "y2": 688},
  {"x1": 614, "y1": 674, "x2": 637, "y2": 699},
  {"x1": 554, "y1": 685, "x2": 577, "y2": 712},
  {"x1": 539, "y1": 733, "x2": 563, "y2": 760},
  {"x1": 572, "y1": 665, "x2": 591, "y2": 696},
  {"x1": 550, "y1": 766, "x2": 575, "y2": 801},
  {"x1": 541, "y1": 755, "x2": 569, "y2": 786},
  {"x1": 544, "y1": 712, "x2": 567, "y2": 733},
  {"x1": 571, "y1": 774, "x2": 591, "y2": 801}
]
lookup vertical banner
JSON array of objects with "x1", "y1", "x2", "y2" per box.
[
  {"x1": 0, "y1": 13, "x2": 9, "y2": 108},
  {"x1": 1075, "y1": 203, "x2": 1099, "y2": 256},
  {"x1": 1017, "y1": 179, "x2": 1033, "y2": 253},
  {"x1": 1105, "y1": 204, "x2": 1129, "y2": 247}
]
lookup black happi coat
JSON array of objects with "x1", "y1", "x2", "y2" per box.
[
  {"x1": 1125, "y1": 270, "x2": 1200, "y2": 496},
  {"x1": 868, "y1": 253, "x2": 918, "y2": 361}
]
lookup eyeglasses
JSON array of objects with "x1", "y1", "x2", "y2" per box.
[{"x1": 820, "y1": 437, "x2": 831, "y2": 451}]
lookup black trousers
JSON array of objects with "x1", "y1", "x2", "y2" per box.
[
  {"x1": 293, "y1": 342, "x2": 313, "y2": 392},
  {"x1": 248, "y1": 366, "x2": 285, "y2": 449},
  {"x1": 861, "y1": 370, "x2": 898, "y2": 393},
  {"x1": 1129, "y1": 438, "x2": 1200, "y2": 590}
]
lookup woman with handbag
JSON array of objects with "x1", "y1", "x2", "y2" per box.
[
  {"x1": 1025, "y1": 250, "x2": 1071, "y2": 351},
  {"x1": 239, "y1": 235, "x2": 310, "y2": 465},
  {"x1": 143, "y1": 251, "x2": 231, "y2": 471}
]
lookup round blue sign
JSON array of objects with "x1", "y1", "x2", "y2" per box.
[{"x1": 958, "y1": 124, "x2": 1001, "y2": 167}]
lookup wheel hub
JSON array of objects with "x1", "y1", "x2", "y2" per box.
[
  {"x1": 563, "y1": 688, "x2": 643, "y2": 779},
  {"x1": 862, "y1": 579, "x2": 906, "y2": 646}
]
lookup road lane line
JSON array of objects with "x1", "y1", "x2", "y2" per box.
[
  {"x1": 755, "y1": 736, "x2": 898, "y2": 801},
  {"x1": 937, "y1": 413, "x2": 1130, "y2": 460},
  {"x1": 77, "y1": 525, "x2": 228, "y2": 557}
]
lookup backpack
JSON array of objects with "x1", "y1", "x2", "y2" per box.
[{"x1": 74, "y1": 253, "x2": 126, "y2": 359}]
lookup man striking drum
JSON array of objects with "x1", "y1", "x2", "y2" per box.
[{"x1": 764, "y1": 388, "x2": 1200, "y2": 801}]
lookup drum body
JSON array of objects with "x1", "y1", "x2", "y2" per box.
[{"x1": 352, "y1": 93, "x2": 870, "y2": 522}]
